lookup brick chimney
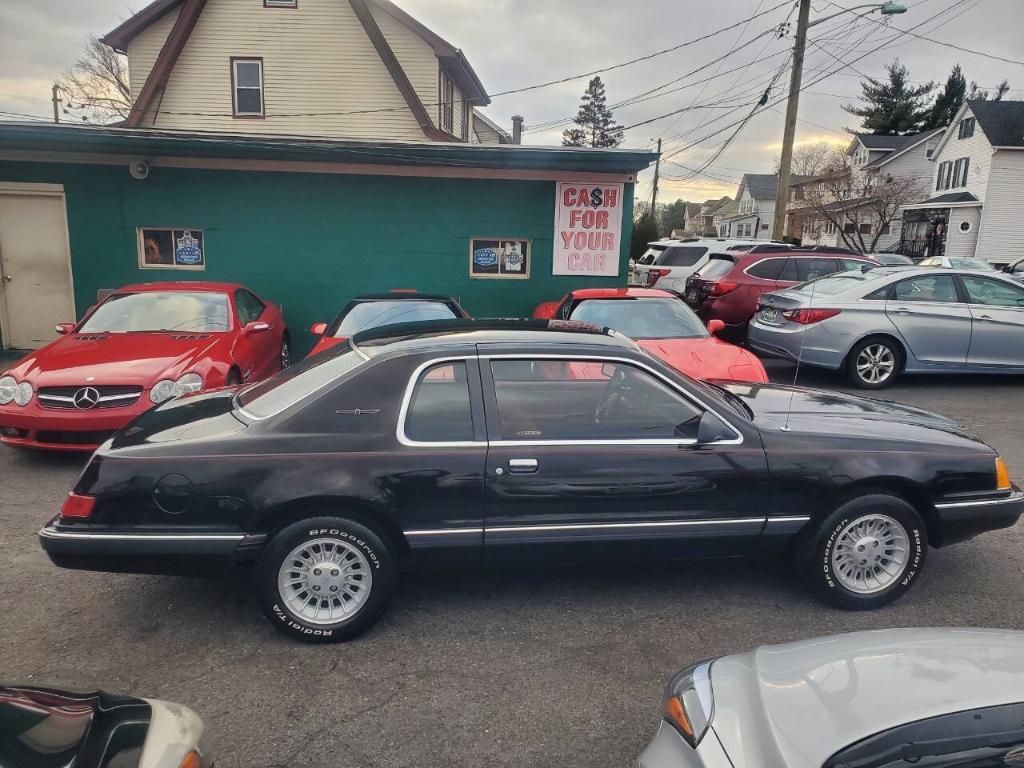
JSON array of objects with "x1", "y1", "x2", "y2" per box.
[{"x1": 511, "y1": 115, "x2": 523, "y2": 145}]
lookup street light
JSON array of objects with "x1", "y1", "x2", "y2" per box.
[{"x1": 771, "y1": 2, "x2": 910, "y2": 241}]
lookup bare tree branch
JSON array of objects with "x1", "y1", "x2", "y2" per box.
[{"x1": 56, "y1": 35, "x2": 131, "y2": 123}]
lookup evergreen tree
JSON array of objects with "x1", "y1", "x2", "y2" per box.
[
  {"x1": 843, "y1": 60, "x2": 934, "y2": 135},
  {"x1": 630, "y1": 208, "x2": 658, "y2": 260},
  {"x1": 969, "y1": 79, "x2": 1011, "y2": 101},
  {"x1": 562, "y1": 76, "x2": 624, "y2": 148},
  {"x1": 924, "y1": 64, "x2": 966, "y2": 130}
]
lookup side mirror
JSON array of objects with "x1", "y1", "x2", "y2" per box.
[
  {"x1": 696, "y1": 410, "x2": 735, "y2": 445},
  {"x1": 1001, "y1": 265, "x2": 1012, "y2": 273},
  {"x1": 310, "y1": 322, "x2": 328, "y2": 336},
  {"x1": 707, "y1": 319, "x2": 726, "y2": 337},
  {"x1": 243, "y1": 321, "x2": 271, "y2": 335},
  {"x1": 55, "y1": 323, "x2": 76, "y2": 335}
]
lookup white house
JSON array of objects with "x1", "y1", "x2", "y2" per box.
[
  {"x1": 900, "y1": 99, "x2": 1024, "y2": 263},
  {"x1": 720, "y1": 174, "x2": 802, "y2": 239},
  {"x1": 102, "y1": 0, "x2": 509, "y2": 143}
]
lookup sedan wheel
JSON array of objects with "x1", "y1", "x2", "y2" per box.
[
  {"x1": 280, "y1": 339, "x2": 291, "y2": 369},
  {"x1": 829, "y1": 514, "x2": 909, "y2": 594},
  {"x1": 847, "y1": 338, "x2": 901, "y2": 389}
]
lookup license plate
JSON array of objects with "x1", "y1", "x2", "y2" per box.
[{"x1": 760, "y1": 307, "x2": 780, "y2": 324}]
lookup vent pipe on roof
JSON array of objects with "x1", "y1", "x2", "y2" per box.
[{"x1": 511, "y1": 115, "x2": 523, "y2": 145}]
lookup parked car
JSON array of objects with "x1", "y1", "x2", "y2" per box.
[
  {"x1": 684, "y1": 251, "x2": 875, "y2": 340},
  {"x1": 39, "y1": 320, "x2": 1021, "y2": 642},
  {"x1": 307, "y1": 290, "x2": 470, "y2": 356},
  {"x1": 0, "y1": 684, "x2": 209, "y2": 767},
  {"x1": 531, "y1": 288, "x2": 767, "y2": 382},
  {"x1": 919, "y1": 255, "x2": 996, "y2": 270},
  {"x1": 1002, "y1": 257, "x2": 1024, "y2": 283},
  {"x1": 632, "y1": 238, "x2": 777, "y2": 291},
  {"x1": 638, "y1": 628, "x2": 1024, "y2": 768},
  {"x1": 0, "y1": 281, "x2": 289, "y2": 451},
  {"x1": 748, "y1": 267, "x2": 1024, "y2": 388}
]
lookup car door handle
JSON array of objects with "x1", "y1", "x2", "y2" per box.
[
  {"x1": 976, "y1": 315, "x2": 994, "y2": 322},
  {"x1": 893, "y1": 306, "x2": 912, "y2": 314},
  {"x1": 508, "y1": 458, "x2": 539, "y2": 474}
]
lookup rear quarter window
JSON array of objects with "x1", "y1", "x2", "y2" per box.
[
  {"x1": 745, "y1": 258, "x2": 784, "y2": 280},
  {"x1": 694, "y1": 256, "x2": 735, "y2": 279}
]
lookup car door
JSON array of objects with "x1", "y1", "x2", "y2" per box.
[
  {"x1": 478, "y1": 353, "x2": 770, "y2": 565},
  {"x1": 960, "y1": 275, "x2": 1024, "y2": 367},
  {"x1": 885, "y1": 274, "x2": 971, "y2": 365},
  {"x1": 233, "y1": 289, "x2": 277, "y2": 381}
]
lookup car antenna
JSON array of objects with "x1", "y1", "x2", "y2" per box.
[{"x1": 782, "y1": 265, "x2": 819, "y2": 433}]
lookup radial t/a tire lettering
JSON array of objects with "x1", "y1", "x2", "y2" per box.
[{"x1": 255, "y1": 516, "x2": 397, "y2": 643}]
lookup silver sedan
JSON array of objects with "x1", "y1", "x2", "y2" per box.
[
  {"x1": 747, "y1": 267, "x2": 1024, "y2": 388},
  {"x1": 638, "y1": 628, "x2": 1024, "y2": 768}
]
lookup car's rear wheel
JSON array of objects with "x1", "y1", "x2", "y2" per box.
[
  {"x1": 255, "y1": 516, "x2": 396, "y2": 643},
  {"x1": 280, "y1": 337, "x2": 292, "y2": 370},
  {"x1": 796, "y1": 492, "x2": 927, "y2": 610},
  {"x1": 846, "y1": 337, "x2": 902, "y2": 389}
]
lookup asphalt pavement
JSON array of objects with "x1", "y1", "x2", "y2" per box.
[{"x1": 1, "y1": 361, "x2": 1022, "y2": 767}]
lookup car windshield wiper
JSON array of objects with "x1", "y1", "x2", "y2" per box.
[
  {"x1": 704, "y1": 382, "x2": 753, "y2": 420},
  {"x1": 836, "y1": 734, "x2": 1024, "y2": 768}
]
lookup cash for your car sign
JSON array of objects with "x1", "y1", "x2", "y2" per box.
[{"x1": 553, "y1": 183, "x2": 623, "y2": 276}]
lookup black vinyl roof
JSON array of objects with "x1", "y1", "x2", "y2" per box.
[
  {"x1": 968, "y1": 99, "x2": 1024, "y2": 147},
  {"x1": 353, "y1": 318, "x2": 628, "y2": 351}
]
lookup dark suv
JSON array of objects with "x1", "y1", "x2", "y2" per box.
[{"x1": 684, "y1": 251, "x2": 875, "y2": 339}]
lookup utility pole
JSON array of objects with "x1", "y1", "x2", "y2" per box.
[
  {"x1": 771, "y1": 0, "x2": 811, "y2": 241},
  {"x1": 651, "y1": 138, "x2": 662, "y2": 214},
  {"x1": 51, "y1": 84, "x2": 61, "y2": 124}
]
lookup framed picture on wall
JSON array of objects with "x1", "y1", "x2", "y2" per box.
[
  {"x1": 137, "y1": 227, "x2": 205, "y2": 270},
  {"x1": 469, "y1": 238, "x2": 530, "y2": 279}
]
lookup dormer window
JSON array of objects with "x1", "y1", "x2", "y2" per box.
[
  {"x1": 957, "y1": 117, "x2": 975, "y2": 139},
  {"x1": 439, "y1": 71, "x2": 455, "y2": 134}
]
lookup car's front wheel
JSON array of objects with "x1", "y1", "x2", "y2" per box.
[
  {"x1": 846, "y1": 337, "x2": 902, "y2": 389},
  {"x1": 796, "y1": 493, "x2": 927, "y2": 610},
  {"x1": 255, "y1": 516, "x2": 397, "y2": 643}
]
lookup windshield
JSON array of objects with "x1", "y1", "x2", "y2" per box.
[
  {"x1": 237, "y1": 340, "x2": 365, "y2": 418},
  {"x1": 78, "y1": 291, "x2": 231, "y2": 333},
  {"x1": 334, "y1": 300, "x2": 457, "y2": 337},
  {"x1": 793, "y1": 270, "x2": 888, "y2": 295},
  {"x1": 569, "y1": 298, "x2": 708, "y2": 339},
  {"x1": 654, "y1": 246, "x2": 708, "y2": 267}
]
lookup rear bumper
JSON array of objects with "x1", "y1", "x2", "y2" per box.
[
  {"x1": 746, "y1": 321, "x2": 846, "y2": 370},
  {"x1": 0, "y1": 401, "x2": 150, "y2": 451},
  {"x1": 39, "y1": 517, "x2": 264, "y2": 576},
  {"x1": 933, "y1": 489, "x2": 1024, "y2": 546}
]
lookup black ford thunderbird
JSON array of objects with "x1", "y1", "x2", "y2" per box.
[{"x1": 40, "y1": 320, "x2": 1022, "y2": 642}]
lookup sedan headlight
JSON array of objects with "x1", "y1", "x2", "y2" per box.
[
  {"x1": 0, "y1": 376, "x2": 15, "y2": 405},
  {"x1": 663, "y1": 661, "x2": 715, "y2": 747},
  {"x1": 13, "y1": 381, "x2": 33, "y2": 407},
  {"x1": 150, "y1": 373, "x2": 204, "y2": 404}
]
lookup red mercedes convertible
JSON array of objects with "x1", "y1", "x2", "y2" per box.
[{"x1": 0, "y1": 281, "x2": 289, "y2": 451}]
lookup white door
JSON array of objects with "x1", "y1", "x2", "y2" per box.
[{"x1": 0, "y1": 186, "x2": 75, "y2": 349}]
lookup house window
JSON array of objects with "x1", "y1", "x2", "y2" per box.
[
  {"x1": 138, "y1": 228, "x2": 205, "y2": 270},
  {"x1": 461, "y1": 101, "x2": 470, "y2": 141},
  {"x1": 844, "y1": 222, "x2": 857, "y2": 234},
  {"x1": 859, "y1": 223, "x2": 872, "y2": 235},
  {"x1": 264, "y1": 0, "x2": 297, "y2": 6},
  {"x1": 959, "y1": 220, "x2": 973, "y2": 233},
  {"x1": 958, "y1": 117, "x2": 975, "y2": 139},
  {"x1": 880, "y1": 223, "x2": 891, "y2": 235},
  {"x1": 231, "y1": 58, "x2": 264, "y2": 117},
  {"x1": 957, "y1": 158, "x2": 970, "y2": 187},
  {"x1": 439, "y1": 71, "x2": 455, "y2": 134}
]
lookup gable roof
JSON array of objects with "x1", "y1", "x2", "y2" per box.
[
  {"x1": 968, "y1": 99, "x2": 1024, "y2": 147},
  {"x1": 865, "y1": 127, "x2": 945, "y2": 168},
  {"x1": 713, "y1": 199, "x2": 739, "y2": 218},
  {"x1": 684, "y1": 202, "x2": 702, "y2": 219},
  {"x1": 738, "y1": 173, "x2": 807, "y2": 200}
]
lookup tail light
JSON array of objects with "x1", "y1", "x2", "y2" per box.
[
  {"x1": 647, "y1": 269, "x2": 671, "y2": 286},
  {"x1": 782, "y1": 308, "x2": 841, "y2": 325},
  {"x1": 707, "y1": 280, "x2": 739, "y2": 296},
  {"x1": 60, "y1": 492, "x2": 95, "y2": 519}
]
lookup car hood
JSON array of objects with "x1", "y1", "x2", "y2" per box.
[
  {"x1": 713, "y1": 380, "x2": 985, "y2": 447},
  {"x1": 4, "y1": 332, "x2": 230, "y2": 387},
  {"x1": 636, "y1": 337, "x2": 767, "y2": 382},
  {"x1": 709, "y1": 629, "x2": 1024, "y2": 768}
]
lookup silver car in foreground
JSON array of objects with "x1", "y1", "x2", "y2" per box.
[
  {"x1": 639, "y1": 628, "x2": 1024, "y2": 768},
  {"x1": 747, "y1": 267, "x2": 1024, "y2": 388}
]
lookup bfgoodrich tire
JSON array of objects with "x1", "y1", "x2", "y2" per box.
[
  {"x1": 796, "y1": 493, "x2": 927, "y2": 610},
  {"x1": 846, "y1": 337, "x2": 903, "y2": 389},
  {"x1": 255, "y1": 516, "x2": 397, "y2": 643}
]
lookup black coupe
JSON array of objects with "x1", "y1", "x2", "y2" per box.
[{"x1": 40, "y1": 321, "x2": 1022, "y2": 642}]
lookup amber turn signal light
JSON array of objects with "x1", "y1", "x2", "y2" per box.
[
  {"x1": 996, "y1": 457, "x2": 1012, "y2": 491},
  {"x1": 178, "y1": 750, "x2": 203, "y2": 768},
  {"x1": 665, "y1": 695, "x2": 694, "y2": 741}
]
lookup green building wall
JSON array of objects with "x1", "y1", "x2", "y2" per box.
[{"x1": 0, "y1": 161, "x2": 634, "y2": 355}]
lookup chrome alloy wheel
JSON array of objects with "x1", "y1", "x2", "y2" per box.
[
  {"x1": 280, "y1": 341, "x2": 291, "y2": 369},
  {"x1": 856, "y1": 344, "x2": 896, "y2": 384},
  {"x1": 277, "y1": 538, "x2": 372, "y2": 624},
  {"x1": 831, "y1": 514, "x2": 909, "y2": 594}
]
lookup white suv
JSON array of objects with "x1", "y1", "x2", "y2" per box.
[{"x1": 632, "y1": 238, "x2": 779, "y2": 292}]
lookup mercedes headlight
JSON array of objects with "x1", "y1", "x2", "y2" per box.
[
  {"x1": 0, "y1": 376, "x2": 15, "y2": 405},
  {"x1": 663, "y1": 661, "x2": 715, "y2": 747},
  {"x1": 13, "y1": 381, "x2": 33, "y2": 407},
  {"x1": 150, "y1": 373, "x2": 204, "y2": 404}
]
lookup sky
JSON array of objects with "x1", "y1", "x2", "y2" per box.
[{"x1": 1, "y1": 0, "x2": 1022, "y2": 205}]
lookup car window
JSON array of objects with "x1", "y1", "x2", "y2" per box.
[
  {"x1": 800, "y1": 257, "x2": 841, "y2": 282},
  {"x1": 777, "y1": 258, "x2": 800, "y2": 282},
  {"x1": 489, "y1": 359, "x2": 703, "y2": 442},
  {"x1": 892, "y1": 274, "x2": 959, "y2": 303},
  {"x1": 842, "y1": 258, "x2": 870, "y2": 271},
  {"x1": 794, "y1": 272, "x2": 885, "y2": 296},
  {"x1": 335, "y1": 300, "x2": 457, "y2": 337},
  {"x1": 78, "y1": 291, "x2": 231, "y2": 333},
  {"x1": 637, "y1": 245, "x2": 665, "y2": 265},
  {"x1": 654, "y1": 246, "x2": 709, "y2": 267},
  {"x1": 569, "y1": 298, "x2": 708, "y2": 339},
  {"x1": 961, "y1": 276, "x2": 1024, "y2": 307},
  {"x1": 746, "y1": 258, "x2": 784, "y2": 280},
  {"x1": 694, "y1": 255, "x2": 735, "y2": 279},
  {"x1": 234, "y1": 289, "x2": 265, "y2": 325},
  {"x1": 237, "y1": 341, "x2": 365, "y2": 418},
  {"x1": 404, "y1": 361, "x2": 475, "y2": 443}
]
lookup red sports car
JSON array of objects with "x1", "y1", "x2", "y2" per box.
[
  {"x1": 532, "y1": 288, "x2": 768, "y2": 383},
  {"x1": 308, "y1": 290, "x2": 471, "y2": 356},
  {"x1": 0, "y1": 281, "x2": 289, "y2": 451}
]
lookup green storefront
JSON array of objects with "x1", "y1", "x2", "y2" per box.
[{"x1": 0, "y1": 124, "x2": 654, "y2": 355}]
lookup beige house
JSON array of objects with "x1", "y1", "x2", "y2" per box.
[{"x1": 103, "y1": 0, "x2": 509, "y2": 143}]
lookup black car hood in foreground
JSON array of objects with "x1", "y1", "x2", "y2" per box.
[
  {"x1": 713, "y1": 381, "x2": 988, "y2": 449},
  {"x1": 0, "y1": 686, "x2": 151, "y2": 768}
]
